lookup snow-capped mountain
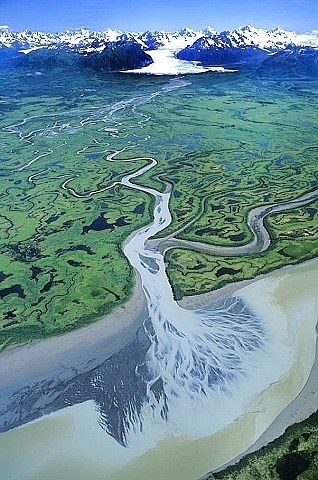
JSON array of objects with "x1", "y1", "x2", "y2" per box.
[
  {"x1": 1, "y1": 25, "x2": 317, "y2": 52},
  {"x1": 0, "y1": 26, "x2": 58, "y2": 48},
  {"x1": 0, "y1": 25, "x2": 317, "y2": 74},
  {"x1": 179, "y1": 25, "x2": 316, "y2": 53},
  {"x1": 0, "y1": 25, "x2": 202, "y2": 51},
  {"x1": 0, "y1": 25, "x2": 142, "y2": 51},
  {"x1": 139, "y1": 28, "x2": 202, "y2": 50},
  {"x1": 219, "y1": 25, "x2": 297, "y2": 50},
  {"x1": 12, "y1": 41, "x2": 153, "y2": 73},
  {"x1": 0, "y1": 24, "x2": 154, "y2": 73},
  {"x1": 176, "y1": 25, "x2": 318, "y2": 65},
  {"x1": 1, "y1": 24, "x2": 317, "y2": 54}
]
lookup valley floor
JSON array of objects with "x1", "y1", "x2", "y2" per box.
[{"x1": 0, "y1": 64, "x2": 317, "y2": 480}]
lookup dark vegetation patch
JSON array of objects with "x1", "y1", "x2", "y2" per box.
[
  {"x1": 229, "y1": 232, "x2": 246, "y2": 242},
  {"x1": 46, "y1": 215, "x2": 60, "y2": 224},
  {"x1": 67, "y1": 259, "x2": 86, "y2": 267},
  {"x1": 5, "y1": 242, "x2": 41, "y2": 262},
  {"x1": 209, "y1": 410, "x2": 318, "y2": 480},
  {"x1": 276, "y1": 452, "x2": 310, "y2": 480},
  {"x1": 56, "y1": 244, "x2": 95, "y2": 256},
  {"x1": 0, "y1": 272, "x2": 10, "y2": 282},
  {"x1": 0, "y1": 284, "x2": 25, "y2": 299},
  {"x1": 133, "y1": 203, "x2": 145, "y2": 214},
  {"x1": 215, "y1": 267, "x2": 241, "y2": 278},
  {"x1": 82, "y1": 214, "x2": 128, "y2": 234},
  {"x1": 30, "y1": 265, "x2": 42, "y2": 281}
]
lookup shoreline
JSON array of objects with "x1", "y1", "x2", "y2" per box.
[
  {"x1": 203, "y1": 257, "x2": 318, "y2": 477},
  {"x1": 0, "y1": 261, "x2": 294, "y2": 388},
  {"x1": 210, "y1": 336, "x2": 318, "y2": 476},
  {"x1": 179, "y1": 256, "x2": 318, "y2": 310},
  {"x1": 0, "y1": 273, "x2": 147, "y2": 395}
]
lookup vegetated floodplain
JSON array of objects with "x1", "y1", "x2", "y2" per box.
[
  {"x1": 209, "y1": 410, "x2": 318, "y2": 480},
  {"x1": 0, "y1": 69, "x2": 158, "y2": 348},
  {"x1": 0, "y1": 65, "x2": 317, "y2": 347},
  {"x1": 167, "y1": 200, "x2": 318, "y2": 299}
]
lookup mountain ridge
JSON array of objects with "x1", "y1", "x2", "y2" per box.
[
  {"x1": 176, "y1": 25, "x2": 318, "y2": 66},
  {"x1": 1, "y1": 25, "x2": 317, "y2": 52},
  {"x1": 1, "y1": 25, "x2": 317, "y2": 74}
]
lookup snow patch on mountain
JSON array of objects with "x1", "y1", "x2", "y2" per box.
[
  {"x1": 137, "y1": 28, "x2": 203, "y2": 51},
  {"x1": 294, "y1": 30, "x2": 318, "y2": 47}
]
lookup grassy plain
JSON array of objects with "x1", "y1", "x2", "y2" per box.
[
  {"x1": 0, "y1": 70, "x2": 158, "y2": 347},
  {"x1": 167, "y1": 201, "x2": 318, "y2": 299},
  {"x1": 0, "y1": 66, "x2": 317, "y2": 346}
]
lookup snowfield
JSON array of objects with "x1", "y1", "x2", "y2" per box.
[{"x1": 122, "y1": 48, "x2": 237, "y2": 75}]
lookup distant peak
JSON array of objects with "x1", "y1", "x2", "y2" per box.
[
  {"x1": 240, "y1": 25, "x2": 254, "y2": 30},
  {"x1": 203, "y1": 26, "x2": 217, "y2": 35},
  {"x1": 178, "y1": 27, "x2": 195, "y2": 33},
  {"x1": 271, "y1": 26, "x2": 286, "y2": 33},
  {"x1": 238, "y1": 25, "x2": 262, "y2": 32}
]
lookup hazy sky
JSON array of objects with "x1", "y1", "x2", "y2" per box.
[{"x1": 0, "y1": 0, "x2": 317, "y2": 32}]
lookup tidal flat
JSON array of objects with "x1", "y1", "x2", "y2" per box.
[{"x1": 0, "y1": 259, "x2": 317, "y2": 480}]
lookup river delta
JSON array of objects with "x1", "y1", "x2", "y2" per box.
[{"x1": 0, "y1": 65, "x2": 317, "y2": 480}]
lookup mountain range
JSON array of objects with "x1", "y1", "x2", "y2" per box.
[
  {"x1": 1, "y1": 25, "x2": 317, "y2": 51},
  {"x1": 0, "y1": 25, "x2": 317, "y2": 75},
  {"x1": 176, "y1": 25, "x2": 317, "y2": 65}
]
